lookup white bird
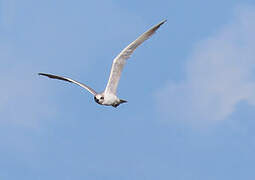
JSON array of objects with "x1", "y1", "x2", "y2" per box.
[{"x1": 39, "y1": 20, "x2": 166, "y2": 107}]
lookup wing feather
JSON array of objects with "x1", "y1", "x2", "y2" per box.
[
  {"x1": 104, "y1": 20, "x2": 166, "y2": 95},
  {"x1": 38, "y1": 73, "x2": 97, "y2": 95}
]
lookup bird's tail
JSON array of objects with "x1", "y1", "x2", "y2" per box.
[
  {"x1": 120, "y1": 99, "x2": 127, "y2": 104},
  {"x1": 112, "y1": 99, "x2": 128, "y2": 108}
]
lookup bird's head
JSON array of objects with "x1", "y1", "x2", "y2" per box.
[{"x1": 94, "y1": 94, "x2": 104, "y2": 104}]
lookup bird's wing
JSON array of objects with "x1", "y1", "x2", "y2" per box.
[
  {"x1": 104, "y1": 20, "x2": 166, "y2": 95},
  {"x1": 38, "y1": 73, "x2": 97, "y2": 95}
]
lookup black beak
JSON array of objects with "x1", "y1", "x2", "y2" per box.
[{"x1": 94, "y1": 96, "x2": 98, "y2": 103}]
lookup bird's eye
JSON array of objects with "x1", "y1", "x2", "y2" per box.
[{"x1": 100, "y1": 97, "x2": 104, "y2": 100}]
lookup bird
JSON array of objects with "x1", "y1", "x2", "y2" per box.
[{"x1": 39, "y1": 20, "x2": 166, "y2": 108}]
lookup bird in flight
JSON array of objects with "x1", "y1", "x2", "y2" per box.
[{"x1": 39, "y1": 20, "x2": 166, "y2": 107}]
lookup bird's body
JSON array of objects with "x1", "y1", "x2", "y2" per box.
[
  {"x1": 39, "y1": 20, "x2": 166, "y2": 107},
  {"x1": 95, "y1": 93, "x2": 125, "y2": 107},
  {"x1": 101, "y1": 93, "x2": 117, "y2": 106}
]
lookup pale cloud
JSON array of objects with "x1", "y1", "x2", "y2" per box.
[{"x1": 157, "y1": 5, "x2": 255, "y2": 123}]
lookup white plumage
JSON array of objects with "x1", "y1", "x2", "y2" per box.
[{"x1": 39, "y1": 20, "x2": 166, "y2": 107}]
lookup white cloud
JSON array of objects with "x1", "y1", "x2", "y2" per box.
[{"x1": 157, "y1": 5, "x2": 255, "y2": 123}]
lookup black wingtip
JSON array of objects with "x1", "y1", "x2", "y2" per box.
[
  {"x1": 38, "y1": 73, "x2": 52, "y2": 78},
  {"x1": 38, "y1": 73, "x2": 50, "y2": 76},
  {"x1": 159, "y1": 19, "x2": 167, "y2": 26},
  {"x1": 153, "y1": 19, "x2": 167, "y2": 29}
]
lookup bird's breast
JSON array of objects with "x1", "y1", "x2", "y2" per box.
[{"x1": 103, "y1": 93, "x2": 119, "y2": 105}]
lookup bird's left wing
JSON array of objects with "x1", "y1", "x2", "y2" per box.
[
  {"x1": 38, "y1": 73, "x2": 97, "y2": 95},
  {"x1": 104, "y1": 20, "x2": 166, "y2": 95}
]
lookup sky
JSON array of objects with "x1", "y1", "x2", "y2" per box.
[{"x1": 1, "y1": 0, "x2": 255, "y2": 179}]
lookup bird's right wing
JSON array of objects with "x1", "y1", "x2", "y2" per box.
[
  {"x1": 38, "y1": 73, "x2": 97, "y2": 96},
  {"x1": 104, "y1": 20, "x2": 166, "y2": 95}
]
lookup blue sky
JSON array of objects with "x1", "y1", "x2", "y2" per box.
[{"x1": 1, "y1": 0, "x2": 255, "y2": 179}]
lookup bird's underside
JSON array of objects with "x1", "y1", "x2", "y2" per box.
[{"x1": 39, "y1": 20, "x2": 166, "y2": 107}]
